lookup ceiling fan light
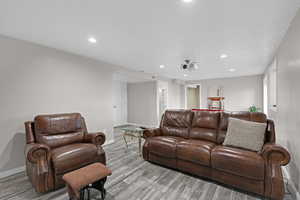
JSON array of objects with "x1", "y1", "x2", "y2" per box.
[
  {"x1": 180, "y1": 60, "x2": 199, "y2": 72},
  {"x1": 192, "y1": 63, "x2": 199, "y2": 69}
]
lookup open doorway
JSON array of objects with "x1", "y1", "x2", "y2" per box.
[{"x1": 186, "y1": 85, "x2": 201, "y2": 109}]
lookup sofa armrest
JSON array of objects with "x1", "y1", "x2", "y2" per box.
[
  {"x1": 143, "y1": 128, "x2": 162, "y2": 139},
  {"x1": 84, "y1": 132, "x2": 106, "y2": 146},
  {"x1": 261, "y1": 143, "x2": 290, "y2": 166},
  {"x1": 261, "y1": 143, "x2": 290, "y2": 199}
]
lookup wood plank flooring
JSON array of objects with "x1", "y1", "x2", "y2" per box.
[{"x1": 0, "y1": 126, "x2": 294, "y2": 200}]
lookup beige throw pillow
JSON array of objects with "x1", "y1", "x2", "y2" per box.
[{"x1": 223, "y1": 118, "x2": 267, "y2": 152}]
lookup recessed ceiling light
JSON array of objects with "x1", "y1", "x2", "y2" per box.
[
  {"x1": 184, "y1": 74, "x2": 188, "y2": 77},
  {"x1": 228, "y1": 68, "x2": 236, "y2": 72},
  {"x1": 220, "y1": 54, "x2": 228, "y2": 59},
  {"x1": 88, "y1": 37, "x2": 97, "y2": 44},
  {"x1": 159, "y1": 65, "x2": 165, "y2": 69},
  {"x1": 182, "y1": 0, "x2": 193, "y2": 3}
]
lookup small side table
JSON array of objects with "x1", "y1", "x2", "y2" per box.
[{"x1": 121, "y1": 127, "x2": 145, "y2": 156}]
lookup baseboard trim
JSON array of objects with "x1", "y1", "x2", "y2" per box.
[
  {"x1": 283, "y1": 166, "x2": 300, "y2": 199},
  {"x1": 113, "y1": 124, "x2": 131, "y2": 128},
  {"x1": 126, "y1": 123, "x2": 157, "y2": 128},
  {"x1": 0, "y1": 166, "x2": 25, "y2": 179}
]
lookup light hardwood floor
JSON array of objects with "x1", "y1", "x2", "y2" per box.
[{"x1": 0, "y1": 126, "x2": 294, "y2": 200}]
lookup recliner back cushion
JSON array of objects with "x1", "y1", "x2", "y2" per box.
[
  {"x1": 190, "y1": 111, "x2": 220, "y2": 143},
  {"x1": 217, "y1": 112, "x2": 267, "y2": 144},
  {"x1": 161, "y1": 110, "x2": 193, "y2": 138},
  {"x1": 34, "y1": 113, "x2": 85, "y2": 148}
]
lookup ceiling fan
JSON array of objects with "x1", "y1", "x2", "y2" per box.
[{"x1": 180, "y1": 59, "x2": 199, "y2": 72}]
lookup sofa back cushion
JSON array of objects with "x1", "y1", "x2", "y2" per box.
[
  {"x1": 190, "y1": 111, "x2": 220, "y2": 143},
  {"x1": 34, "y1": 113, "x2": 86, "y2": 148},
  {"x1": 217, "y1": 111, "x2": 267, "y2": 144},
  {"x1": 161, "y1": 110, "x2": 193, "y2": 138}
]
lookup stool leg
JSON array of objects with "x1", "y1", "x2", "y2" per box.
[
  {"x1": 88, "y1": 188, "x2": 90, "y2": 200},
  {"x1": 79, "y1": 189, "x2": 83, "y2": 200},
  {"x1": 90, "y1": 179, "x2": 107, "y2": 199},
  {"x1": 103, "y1": 188, "x2": 107, "y2": 199},
  {"x1": 100, "y1": 180, "x2": 106, "y2": 199}
]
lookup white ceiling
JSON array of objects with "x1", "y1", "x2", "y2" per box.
[{"x1": 0, "y1": 0, "x2": 299, "y2": 80}]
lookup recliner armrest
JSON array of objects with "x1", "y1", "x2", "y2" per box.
[
  {"x1": 25, "y1": 143, "x2": 51, "y2": 176},
  {"x1": 25, "y1": 143, "x2": 51, "y2": 163},
  {"x1": 143, "y1": 128, "x2": 162, "y2": 138},
  {"x1": 260, "y1": 143, "x2": 290, "y2": 166},
  {"x1": 84, "y1": 132, "x2": 106, "y2": 146}
]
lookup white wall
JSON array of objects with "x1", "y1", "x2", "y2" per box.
[
  {"x1": 127, "y1": 81, "x2": 158, "y2": 127},
  {"x1": 198, "y1": 75, "x2": 263, "y2": 111},
  {"x1": 127, "y1": 80, "x2": 185, "y2": 127},
  {"x1": 113, "y1": 80, "x2": 127, "y2": 126},
  {"x1": 274, "y1": 8, "x2": 300, "y2": 195},
  {"x1": 0, "y1": 35, "x2": 115, "y2": 173}
]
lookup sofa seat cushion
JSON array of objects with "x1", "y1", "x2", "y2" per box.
[
  {"x1": 177, "y1": 140, "x2": 215, "y2": 166},
  {"x1": 211, "y1": 146, "x2": 264, "y2": 180},
  {"x1": 52, "y1": 143, "x2": 99, "y2": 174},
  {"x1": 147, "y1": 136, "x2": 183, "y2": 158}
]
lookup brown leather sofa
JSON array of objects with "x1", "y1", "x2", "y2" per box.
[
  {"x1": 143, "y1": 110, "x2": 290, "y2": 200},
  {"x1": 25, "y1": 113, "x2": 106, "y2": 193}
]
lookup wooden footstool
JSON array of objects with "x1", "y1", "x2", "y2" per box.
[{"x1": 63, "y1": 163, "x2": 112, "y2": 200}]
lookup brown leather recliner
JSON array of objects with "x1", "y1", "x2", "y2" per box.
[
  {"x1": 143, "y1": 110, "x2": 290, "y2": 200},
  {"x1": 25, "y1": 113, "x2": 106, "y2": 193}
]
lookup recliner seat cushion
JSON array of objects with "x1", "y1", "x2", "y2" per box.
[
  {"x1": 211, "y1": 146, "x2": 265, "y2": 180},
  {"x1": 177, "y1": 139, "x2": 215, "y2": 166},
  {"x1": 36, "y1": 132, "x2": 85, "y2": 149},
  {"x1": 147, "y1": 136, "x2": 183, "y2": 158},
  {"x1": 52, "y1": 143, "x2": 100, "y2": 174}
]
